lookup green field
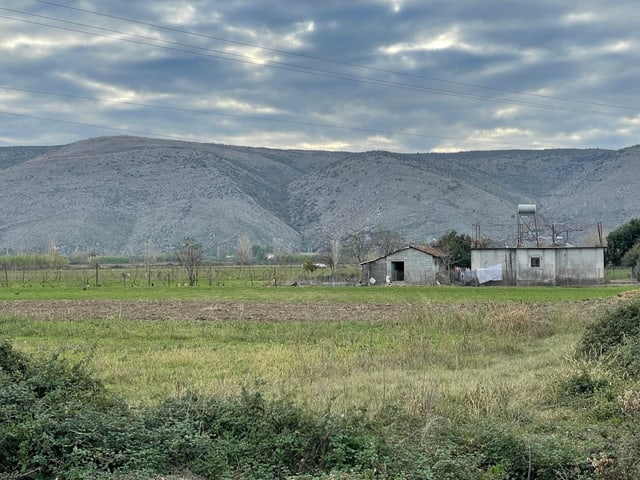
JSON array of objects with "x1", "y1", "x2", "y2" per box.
[
  {"x1": 1, "y1": 279, "x2": 636, "y2": 302},
  {"x1": 1, "y1": 283, "x2": 637, "y2": 406},
  {"x1": 3, "y1": 280, "x2": 640, "y2": 478}
]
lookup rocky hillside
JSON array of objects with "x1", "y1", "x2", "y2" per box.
[{"x1": 0, "y1": 136, "x2": 637, "y2": 255}]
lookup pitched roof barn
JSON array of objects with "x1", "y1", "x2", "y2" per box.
[{"x1": 361, "y1": 245, "x2": 445, "y2": 285}]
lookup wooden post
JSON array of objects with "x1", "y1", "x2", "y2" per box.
[{"x1": 95, "y1": 263, "x2": 99, "y2": 287}]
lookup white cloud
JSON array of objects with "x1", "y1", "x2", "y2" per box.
[
  {"x1": 561, "y1": 12, "x2": 596, "y2": 25},
  {"x1": 380, "y1": 27, "x2": 461, "y2": 54}
]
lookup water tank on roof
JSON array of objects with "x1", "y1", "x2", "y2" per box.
[{"x1": 517, "y1": 204, "x2": 536, "y2": 215}]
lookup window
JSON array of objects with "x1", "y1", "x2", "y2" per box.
[{"x1": 530, "y1": 256, "x2": 541, "y2": 268}]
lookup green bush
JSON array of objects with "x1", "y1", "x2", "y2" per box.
[
  {"x1": 7, "y1": 337, "x2": 635, "y2": 479},
  {"x1": 561, "y1": 371, "x2": 610, "y2": 398},
  {"x1": 143, "y1": 390, "x2": 392, "y2": 478},
  {"x1": 577, "y1": 300, "x2": 640, "y2": 360},
  {"x1": 0, "y1": 341, "x2": 396, "y2": 479},
  {"x1": 0, "y1": 341, "x2": 154, "y2": 478},
  {"x1": 419, "y1": 418, "x2": 590, "y2": 480}
]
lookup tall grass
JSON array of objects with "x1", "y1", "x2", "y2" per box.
[{"x1": 0, "y1": 301, "x2": 594, "y2": 422}]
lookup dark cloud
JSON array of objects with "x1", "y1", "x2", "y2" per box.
[{"x1": 1, "y1": 0, "x2": 639, "y2": 151}]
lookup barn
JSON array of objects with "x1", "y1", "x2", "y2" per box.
[
  {"x1": 471, "y1": 246, "x2": 606, "y2": 286},
  {"x1": 360, "y1": 245, "x2": 446, "y2": 285}
]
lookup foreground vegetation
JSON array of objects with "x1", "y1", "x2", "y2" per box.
[{"x1": 2, "y1": 284, "x2": 640, "y2": 478}]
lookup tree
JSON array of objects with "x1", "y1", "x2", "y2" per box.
[
  {"x1": 47, "y1": 240, "x2": 68, "y2": 269},
  {"x1": 434, "y1": 230, "x2": 474, "y2": 268},
  {"x1": 330, "y1": 237, "x2": 341, "y2": 274},
  {"x1": 371, "y1": 227, "x2": 405, "y2": 257},
  {"x1": 252, "y1": 243, "x2": 273, "y2": 262},
  {"x1": 621, "y1": 240, "x2": 640, "y2": 267},
  {"x1": 178, "y1": 238, "x2": 203, "y2": 286},
  {"x1": 343, "y1": 230, "x2": 370, "y2": 264},
  {"x1": 302, "y1": 259, "x2": 318, "y2": 274},
  {"x1": 606, "y1": 219, "x2": 640, "y2": 266},
  {"x1": 236, "y1": 234, "x2": 252, "y2": 278}
]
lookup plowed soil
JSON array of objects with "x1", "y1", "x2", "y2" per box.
[
  {"x1": 3, "y1": 289, "x2": 637, "y2": 324},
  {"x1": 1, "y1": 299, "x2": 404, "y2": 323}
]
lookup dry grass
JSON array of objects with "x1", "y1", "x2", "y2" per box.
[
  {"x1": 1, "y1": 298, "x2": 611, "y2": 422},
  {"x1": 6, "y1": 289, "x2": 640, "y2": 479}
]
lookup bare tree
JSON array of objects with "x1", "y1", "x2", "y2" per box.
[
  {"x1": 330, "y1": 237, "x2": 341, "y2": 274},
  {"x1": 143, "y1": 242, "x2": 156, "y2": 287},
  {"x1": 371, "y1": 227, "x2": 405, "y2": 257},
  {"x1": 237, "y1": 234, "x2": 252, "y2": 278},
  {"x1": 178, "y1": 238, "x2": 203, "y2": 286},
  {"x1": 343, "y1": 230, "x2": 370, "y2": 264}
]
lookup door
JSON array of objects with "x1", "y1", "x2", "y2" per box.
[{"x1": 392, "y1": 261, "x2": 405, "y2": 281}]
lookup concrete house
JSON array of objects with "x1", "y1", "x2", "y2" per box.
[
  {"x1": 360, "y1": 245, "x2": 445, "y2": 285},
  {"x1": 471, "y1": 246, "x2": 606, "y2": 286}
]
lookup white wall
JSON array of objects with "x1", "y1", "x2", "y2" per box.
[{"x1": 472, "y1": 247, "x2": 605, "y2": 286}]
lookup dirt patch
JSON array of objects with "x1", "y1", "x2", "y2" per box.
[
  {"x1": 2, "y1": 294, "x2": 631, "y2": 323},
  {"x1": 1, "y1": 299, "x2": 405, "y2": 323}
]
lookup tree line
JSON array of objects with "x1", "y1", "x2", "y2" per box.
[{"x1": 606, "y1": 218, "x2": 640, "y2": 267}]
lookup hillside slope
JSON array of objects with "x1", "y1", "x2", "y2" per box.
[{"x1": 0, "y1": 136, "x2": 637, "y2": 255}]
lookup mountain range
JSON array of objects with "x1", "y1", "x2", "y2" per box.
[{"x1": 1, "y1": 135, "x2": 638, "y2": 256}]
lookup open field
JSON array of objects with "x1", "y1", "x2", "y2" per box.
[
  {"x1": 2, "y1": 284, "x2": 639, "y2": 408},
  {"x1": 3, "y1": 283, "x2": 640, "y2": 478}
]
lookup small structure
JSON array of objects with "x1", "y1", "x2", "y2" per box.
[
  {"x1": 471, "y1": 246, "x2": 606, "y2": 286},
  {"x1": 517, "y1": 203, "x2": 539, "y2": 247},
  {"x1": 471, "y1": 203, "x2": 606, "y2": 286},
  {"x1": 360, "y1": 245, "x2": 445, "y2": 285}
]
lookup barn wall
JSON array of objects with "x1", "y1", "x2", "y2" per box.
[
  {"x1": 386, "y1": 249, "x2": 440, "y2": 285},
  {"x1": 471, "y1": 249, "x2": 515, "y2": 285},
  {"x1": 362, "y1": 261, "x2": 387, "y2": 284}
]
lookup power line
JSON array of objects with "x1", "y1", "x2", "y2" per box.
[
  {"x1": 29, "y1": 0, "x2": 640, "y2": 115},
  {"x1": 0, "y1": 92, "x2": 547, "y2": 148},
  {"x1": 0, "y1": 110, "x2": 211, "y2": 143},
  {"x1": 2, "y1": 5, "x2": 636, "y2": 150},
  {"x1": 0, "y1": 9, "x2": 632, "y2": 119}
]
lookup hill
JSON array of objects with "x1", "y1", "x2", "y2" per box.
[{"x1": 0, "y1": 136, "x2": 637, "y2": 255}]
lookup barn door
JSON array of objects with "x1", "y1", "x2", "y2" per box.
[{"x1": 392, "y1": 261, "x2": 405, "y2": 281}]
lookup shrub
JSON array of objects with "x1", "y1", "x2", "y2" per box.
[
  {"x1": 574, "y1": 300, "x2": 640, "y2": 388},
  {"x1": 143, "y1": 389, "x2": 392, "y2": 478},
  {"x1": 0, "y1": 341, "x2": 156, "y2": 478},
  {"x1": 577, "y1": 300, "x2": 640, "y2": 360},
  {"x1": 420, "y1": 418, "x2": 590, "y2": 480},
  {"x1": 0, "y1": 342, "x2": 397, "y2": 479}
]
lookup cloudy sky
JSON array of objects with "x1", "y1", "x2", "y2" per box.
[{"x1": 1, "y1": 0, "x2": 640, "y2": 152}]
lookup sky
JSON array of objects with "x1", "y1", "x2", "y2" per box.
[{"x1": 1, "y1": 0, "x2": 640, "y2": 152}]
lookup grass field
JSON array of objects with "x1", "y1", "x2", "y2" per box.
[
  {"x1": 1, "y1": 280, "x2": 637, "y2": 302},
  {"x1": 3, "y1": 280, "x2": 640, "y2": 477},
  {"x1": 2, "y1": 283, "x2": 637, "y2": 409}
]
